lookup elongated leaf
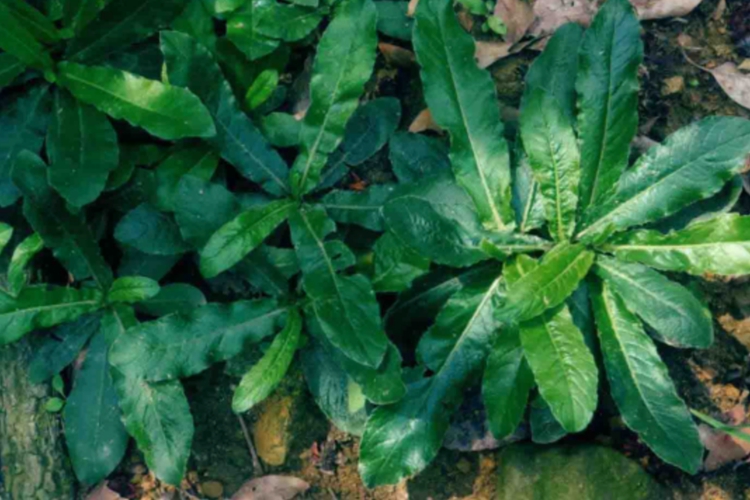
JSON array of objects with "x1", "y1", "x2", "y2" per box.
[
  {"x1": 499, "y1": 242, "x2": 594, "y2": 322},
  {"x1": 383, "y1": 176, "x2": 487, "y2": 267},
  {"x1": 200, "y1": 199, "x2": 295, "y2": 278},
  {"x1": 6, "y1": 233, "x2": 43, "y2": 296},
  {"x1": 321, "y1": 185, "x2": 394, "y2": 232},
  {"x1": 359, "y1": 272, "x2": 506, "y2": 487},
  {"x1": 376, "y1": 1, "x2": 413, "y2": 40},
  {"x1": 62, "y1": 0, "x2": 100, "y2": 33},
  {"x1": 335, "y1": 98, "x2": 402, "y2": 167},
  {"x1": 57, "y1": 62, "x2": 216, "y2": 141},
  {"x1": 2, "y1": 0, "x2": 59, "y2": 43},
  {"x1": 233, "y1": 246, "x2": 293, "y2": 297},
  {"x1": 108, "y1": 276, "x2": 160, "y2": 304},
  {"x1": 110, "y1": 299, "x2": 286, "y2": 380},
  {"x1": 0, "y1": 223, "x2": 12, "y2": 254},
  {"x1": 413, "y1": 0, "x2": 512, "y2": 230},
  {"x1": 64, "y1": 332, "x2": 128, "y2": 485},
  {"x1": 28, "y1": 313, "x2": 101, "y2": 383},
  {"x1": 0, "y1": 286, "x2": 103, "y2": 345},
  {"x1": 0, "y1": 83, "x2": 50, "y2": 207},
  {"x1": 232, "y1": 308, "x2": 301, "y2": 412},
  {"x1": 653, "y1": 175, "x2": 742, "y2": 232},
  {"x1": 511, "y1": 144, "x2": 545, "y2": 233},
  {"x1": 529, "y1": 394, "x2": 567, "y2": 444},
  {"x1": 371, "y1": 232, "x2": 430, "y2": 293},
  {"x1": 605, "y1": 214, "x2": 750, "y2": 277},
  {"x1": 115, "y1": 203, "x2": 189, "y2": 256},
  {"x1": 520, "y1": 88, "x2": 580, "y2": 241},
  {"x1": 289, "y1": 205, "x2": 388, "y2": 367},
  {"x1": 172, "y1": 0, "x2": 217, "y2": 53},
  {"x1": 117, "y1": 245, "x2": 180, "y2": 281},
  {"x1": 161, "y1": 31, "x2": 290, "y2": 196},
  {"x1": 482, "y1": 328, "x2": 534, "y2": 439},
  {"x1": 173, "y1": 176, "x2": 241, "y2": 248},
  {"x1": 64, "y1": 0, "x2": 185, "y2": 63},
  {"x1": 215, "y1": 0, "x2": 247, "y2": 14},
  {"x1": 226, "y1": 0, "x2": 280, "y2": 61},
  {"x1": 104, "y1": 306, "x2": 194, "y2": 487},
  {"x1": 289, "y1": 0, "x2": 378, "y2": 196},
  {"x1": 576, "y1": 0, "x2": 642, "y2": 213},
  {"x1": 256, "y1": 3, "x2": 322, "y2": 41},
  {"x1": 260, "y1": 112, "x2": 301, "y2": 148},
  {"x1": 594, "y1": 256, "x2": 713, "y2": 348},
  {"x1": 388, "y1": 132, "x2": 451, "y2": 183},
  {"x1": 47, "y1": 89, "x2": 120, "y2": 207},
  {"x1": 0, "y1": 3, "x2": 53, "y2": 70},
  {"x1": 12, "y1": 151, "x2": 113, "y2": 288},
  {"x1": 479, "y1": 231, "x2": 552, "y2": 261},
  {"x1": 136, "y1": 283, "x2": 206, "y2": 317},
  {"x1": 0, "y1": 53, "x2": 25, "y2": 89},
  {"x1": 579, "y1": 117, "x2": 750, "y2": 241},
  {"x1": 591, "y1": 279, "x2": 703, "y2": 473},
  {"x1": 154, "y1": 144, "x2": 218, "y2": 212}
]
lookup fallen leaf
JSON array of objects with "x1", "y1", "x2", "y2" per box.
[
  {"x1": 528, "y1": 0, "x2": 597, "y2": 37},
  {"x1": 632, "y1": 0, "x2": 703, "y2": 20},
  {"x1": 230, "y1": 476, "x2": 309, "y2": 500},
  {"x1": 457, "y1": 9, "x2": 475, "y2": 31},
  {"x1": 379, "y1": 42, "x2": 417, "y2": 68},
  {"x1": 713, "y1": 0, "x2": 727, "y2": 20},
  {"x1": 739, "y1": 59, "x2": 750, "y2": 72},
  {"x1": 86, "y1": 483, "x2": 125, "y2": 500},
  {"x1": 494, "y1": 0, "x2": 535, "y2": 44},
  {"x1": 407, "y1": 0, "x2": 419, "y2": 16},
  {"x1": 409, "y1": 109, "x2": 443, "y2": 133},
  {"x1": 475, "y1": 41, "x2": 513, "y2": 69},
  {"x1": 699, "y1": 404, "x2": 750, "y2": 471},
  {"x1": 709, "y1": 63, "x2": 750, "y2": 110},
  {"x1": 662, "y1": 75, "x2": 685, "y2": 95}
]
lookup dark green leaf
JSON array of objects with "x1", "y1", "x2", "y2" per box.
[
  {"x1": 260, "y1": 112, "x2": 302, "y2": 148},
  {"x1": 256, "y1": 2, "x2": 323, "y2": 41},
  {"x1": 371, "y1": 232, "x2": 430, "y2": 293},
  {"x1": 375, "y1": 1, "x2": 413, "y2": 40},
  {"x1": 117, "y1": 245, "x2": 180, "y2": 281},
  {"x1": 109, "y1": 299, "x2": 286, "y2": 381},
  {"x1": 233, "y1": 246, "x2": 294, "y2": 297},
  {"x1": 245, "y1": 69, "x2": 278, "y2": 110},
  {"x1": 108, "y1": 276, "x2": 160, "y2": 304},
  {"x1": 289, "y1": 0, "x2": 378, "y2": 196},
  {"x1": 0, "y1": 223, "x2": 13, "y2": 254},
  {"x1": 154, "y1": 143, "x2": 219, "y2": 212},
  {"x1": 652, "y1": 175, "x2": 742, "y2": 232},
  {"x1": 232, "y1": 308, "x2": 301, "y2": 412},
  {"x1": 6, "y1": 233, "x2": 43, "y2": 296},
  {"x1": 47, "y1": 89, "x2": 120, "y2": 207},
  {"x1": 1, "y1": 0, "x2": 60, "y2": 43},
  {"x1": 64, "y1": 332, "x2": 128, "y2": 485},
  {"x1": 336, "y1": 98, "x2": 402, "y2": 167},
  {"x1": 529, "y1": 394, "x2": 567, "y2": 444},
  {"x1": 511, "y1": 143, "x2": 545, "y2": 233},
  {"x1": 388, "y1": 132, "x2": 451, "y2": 184},
  {"x1": 135, "y1": 283, "x2": 207, "y2": 317},
  {"x1": 28, "y1": 313, "x2": 100, "y2": 383},
  {"x1": 0, "y1": 2, "x2": 54, "y2": 71},
  {"x1": 289, "y1": 205, "x2": 388, "y2": 368},
  {"x1": 173, "y1": 176, "x2": 241, "y2": 248},
  {"x1": 161, "y1": 31, "x2": 291, "y2": 197},
  {"x1": 413, "y1": 0, "x2": 513, "y2": 230},
  {"x1": 226, "y1": 0, "x2": 280, "y2": 61},
  {"x1": 321, "y1": 185, "x2": 394, "y2": 232},
  {"x1": 593, "y1": 256, "x2": 713, "y2": 348},
  {"x1": 576, "y1": 0, "x2": 642, "y2": 214},
  {"x1": 172, "y1": 0, "x2": 217, "y2": 53},
  {"x1": 62, "y1": 0, "x2": 100, "y2": 33},
  {"x1": 591, "y1": 279, "x2": 703, "y2": 473},
  {"x1": 12, "y1": 151, "x2": 113, "y2": 288},
  {"x1": 0, "y1": 53, "x2": 25, "y2": 89},
  {"x1": 115, "y1": 203, "x2": 190, "y2": 256}
]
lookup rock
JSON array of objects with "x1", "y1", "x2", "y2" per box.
[
  {"x1": 253, "y1": 395, "x2": 294, "y2": 466},
  {"x1": 662, "y1": 76, "x2": 685, "y2": 95},
  {"x1": 497, "y1": 444, "x2": 664, "y2": 500},
  {"x1": 201, "y1": 481, "x2": 224, "y2": 499}
]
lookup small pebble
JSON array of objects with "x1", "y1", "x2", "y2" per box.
[{"x1": 201, "y1": 480, "x2": 224, "y2": 499}]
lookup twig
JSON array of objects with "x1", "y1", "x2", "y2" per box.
[{"x1": 237, "y1": 414, "x2": 264, "y2": 476}]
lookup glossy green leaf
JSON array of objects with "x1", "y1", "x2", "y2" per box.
[
  {"x1": 576, "y1": 0, "x2": 642, "y2": 213},
  {"x1": 215, "y1": 0, "x2": 247, "y2": 14},
  {"x1": 499, "y1": 243, "x2": 594, "y2": 322},
  {"x1": 256, "y1": 2, "x2": 322, "y2": 41},
  {"x1": 0, "y1": 83, "x2": 50, "y2": 207},
  {"x1": 108, "y1": 276, "x2": 160, "y2": 304},
  {"x1": 511, "y1": 144, "x2": 545, "y2": 234},
  {"x1": 154, "y1": 143, "x2": 219, "y2": 212},
  {"x1": 590, "y1": 279, "x2": 703, "y2": 473},
  {"x1": 289, "y1": 205, "x2": 388, "y2": 368},
  {"x1": 115, "y1": 203, "x2": 189, "y2": 256},
  {"x1": 579, "y1": 117, "x2": 750, "y2": 241},
  {"x1": 64, "y1": 0, "x2": 186, "y2": 63},
  {"x1": 359, "y1": 272, "x2": 506, "y2": 487},
  {"x1": 376, "y1": 1, "x2": 413, "y2": 40},
  {"x1": 0, "y1": 53, "x2": 25, "y2": 89},
  {"x1": 47, "y1": 89, "x2": 120, "y2": 207},
  {"x1": 232, "y1": 308, "x2": 301, "y2": 412},
  {"x1": 289, "y1": 0, "x2": 378, "y2": 196},
  {"x1": 336, "y1": 98, "x2": 402, "y2": 167},
  {"x1": 371, "y1": 232, "x2": 430, "y2": 293},
  {"x1": 0, "y1": 223, "x2": 12, "y2": 254},
  {"x1": 0, "y1": 286, "x2": 103, "y2": 345},
  {"x1": 529, "y1": 394, "x2": 567, "y2": 444},
  {"x1": 117, "y1": 245, "x2": 180, "y2": 281},
  {"x1": 245, "y1": 69, "x2": 278, "y2": 110},
  {"x1": 413, "y1": 0, "x2": 512, "y2": 230},
  {"x1": 383, "y1": 176, "x2": 487, "y2": 267},
  {"x1": 321, "y1": 185, "x2": 394, "y2": 232},
  {"x1": 2, "y1": 0, "x2": 59, "y2": 43},
  {"x1": 12, "y1": 151, "x2": 113, "y2": 288},
  {"x1": 233, "y1": 246, "x2": 294, "y2": 297},
  {"x1": 479, "y1": 231, "x2": 552, "y2": 261},
  {"x1": 200, "y1": 198, "x2": 296, "y2": 278},
  {"x1": 136, "y1": 283, "x2": 207, "y2": 317},
  {"x1": 161, "y1": 31, "x2": 291, "y2": 197},
  {"x1": 173, "y1": 176, "x2": 241, "y2": 248},
  {"x1": 482, "y1": 328, "x2": 534, "y2": 440},
  {"x1": 605, "y1": 214, "x2": 750, "y2": 277},
  {"x1": 388, "y1": 132, "x2": 451, "y2": 184},
  {"x1": 520, "y1": 88, "x2": 580, "y2": 242},
  {"x1": 64, "y1": 332, "x2": 128, "y2": 485},
  {"x1": 0, "y1": 3, "x2": 54, "y2": 71},
  {"x1": 62, "y1": 0, "x2": 100, "y2": 33},
  {"x1": 110, "y1": 299, "x2": 286, "y2": 381},
  {"x1": 172, "y1": 0, "x2": 217, "y2": 53},
  {"x1": 594, "y1": 256, "x2": 713, "y2": 348},
  {"x1": 226, "y1": 0, "x2": 280, "y2": 61},
  {"x1": 28, "y1": 314, "x2": 100, "y2": 383},
  {"x1": 260, "y1": 112, "x2": 301, "y2": 148},
  {"x1": 6, "y1": 233, "x2": 43, "y2": 296},
  {"x1": 57, "y1": 62, "x2": 216, "y2": 141}
]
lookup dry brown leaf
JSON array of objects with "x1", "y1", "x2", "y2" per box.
[
  {"x1": 528, "y1": 0, "x2": 596, "y2": 37},
  {"x1": 85, "y1": 483, "x2": 125, "y2": 500},
  {"x1": 409, "y1": 109, "x2": 443, "y2": 133},
  {"x1": 230, "y1": 475, "x2": 309, "y2": 500},
  {"x1": 709, "y1": 63, "x2": 750, "y2": 110},
  {"x1": 494, "y1": 0, "x2": 535, "y2": 44},
  {"x1": 632, "y1": 0, "x2": 703, "y2": 20},
  {"x1": 699, "y1": 405, "x2": 750, "y2": 471},
  {"x1": 379, "y1": 42, "x2": 417, "y2": 68},
  {"x1": 407, "y1": 0, "x2": 419, "y2": 17},
  {"x1": 713, "y1": 0, "x2": 727, "y2": 20},
  {"x1": 475, "y1": 41, "x2": 513, "y2": 69}
]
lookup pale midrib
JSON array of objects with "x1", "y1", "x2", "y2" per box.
[
  {"x1": 521, "y1": 250, "x2": 588, "y2": 300},
  {"x1": 211, "y1": 202, "x2": 293, "y2": 257},
  {"x1": 2, "y1": 19, "x2": 44, "y2": 64},
  {"x1": 541, "y1": 110, "x2": 567, "y2": 241},
  {"x1": 3, "y1": 297, "x2": 100, "y2": 316},
  {"x1": 322, "y1": 203, "x2": 380, "y2": 211},
  {"x1": 440, "y1": 32, "x2": 505, "y2": 230},
  {"x1": 520, "y1": 179, "x2": 539, "y2": 233},
  {"x1": 606, "y1": 240, "x2": 749, "y2": 252}
]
